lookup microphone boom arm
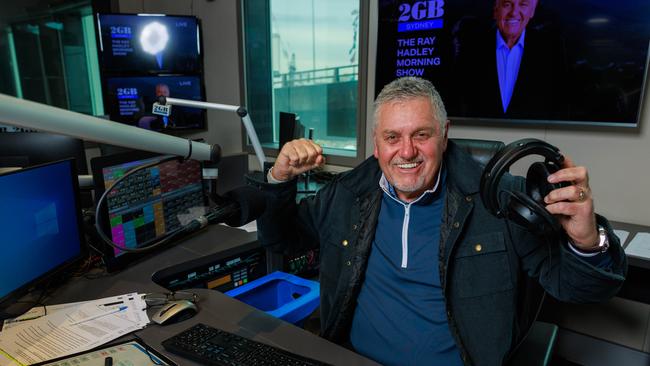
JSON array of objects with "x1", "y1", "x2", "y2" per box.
[
  {"x1": 160, "y1": 96, "x2": 266, "y2": 170},
  {"x1": 0, "y1": 93, "x2": 220, "y2": 162}
]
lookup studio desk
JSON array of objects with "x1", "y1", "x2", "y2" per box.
[{"x1": 45, "y1": 224, "x2": 378, "y2": 366}]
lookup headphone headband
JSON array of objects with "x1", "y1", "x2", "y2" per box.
[{"x1": 480, "y1": 138, "x2": 564, "y2": 217}]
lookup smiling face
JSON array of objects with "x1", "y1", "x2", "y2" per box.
[
  {"x1": 494, "y1": 0, "x2": 538, "y2": 48},
  {"x1": 373, "y1": 97, "x2": 449, "y2": 202}
]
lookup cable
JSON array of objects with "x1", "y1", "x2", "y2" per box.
[
  {"x1": 93, "y1": 156, "x2": 190, "y2": 253},
  {"x1": 132, "y1": 334, "x2": 163, "y2": 365}
]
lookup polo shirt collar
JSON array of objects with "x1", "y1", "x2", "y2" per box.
[{"x1": 379, "y1": 162, "x2": 444, "y2": 204}]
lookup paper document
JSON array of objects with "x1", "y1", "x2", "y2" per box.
[
  {"x1": 0, "y1": 293, "x2": 149, "y2": 365},
  {"x1": 0, "y1": 351, "x2": 20, "y2": 366},
  {"x1": 222, "y1": 220, "x2": 257, "y2": 233},
  {"x1": 2, "y1": 301, "x2": 85, "y2": 331},
  {"x1": 624, "y1": 232, "x2": 650, "y2": 259},
  {"x1": 613, "y1": 229, "x2": 630, "y2": 246},
  {"x1": 68, "y1": 303, "x2": 128, "y2": 325}
]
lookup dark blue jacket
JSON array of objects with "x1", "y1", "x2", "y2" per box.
[{"x1": 256, "y1": 141, "x2": 627, "y2": 365}]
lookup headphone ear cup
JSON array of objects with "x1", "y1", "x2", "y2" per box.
[
  {"x1": 507, "y1": 191, "x2": 562, "y2": 236},
  {"x1": 526, "y1": 162, "x2": 563, "y2": 204}
]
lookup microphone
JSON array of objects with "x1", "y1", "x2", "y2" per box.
[
  {"x1": 220, "y1": 185, "x2": 267, "y2": 226},
  {"x1": 184, "y1": 186, "x2": 267, "y2": 232},
  {"x1": 152, "y1": 96, "x2": 172, "y2": 116}
]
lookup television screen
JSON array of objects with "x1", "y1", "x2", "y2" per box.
[
  {"x1": 375, "y1": 0, "x2": 650, "y2": 127},
  {"x1": 104, "y1": 75, "x2": 206, "y2": 131},
  {"x1": 97, "y1": 13, "x2": 202, "y2": 74}
]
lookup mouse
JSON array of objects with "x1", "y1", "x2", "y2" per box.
[{"x1": 150, "y1": 300, "x2": 197, "y2": 325}]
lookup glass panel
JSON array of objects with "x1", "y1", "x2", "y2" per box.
[
  {"x1": 0, "y1": 28, "x2": 18, "y2": 97},
  {"x1": 244, "y1": 0, "x2": 360, "y2": 158},
  {"x1": 0, "y1": 3, "x2": 102, "y2": 118}
]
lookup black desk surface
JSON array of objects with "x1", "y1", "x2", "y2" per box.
[
  {"x1": 45, "y1": 224, "x2": 378, "y2": 366},
  {"x1": 25, "y1": 220, "x2": 650, "y2": 365}
]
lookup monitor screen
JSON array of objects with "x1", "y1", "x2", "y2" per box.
[
  {"x1": 104, "y1": 75, "x2": 206, "y2": 131},
  {"x1": 0, "y1": 159, "x2": 84, "y2": 303},
  {"x1": 0, "y1": 132, "x2": 87, "y2": 174},
  {"x1": 375, "y1": 0, "x2": 650, "y2": 127},
  {"x1": 96, "y1": 13, "x2": 202, "y2": 74},
  {"x1": 91, "y1": 151, "x2": 206, "y2": 271}
]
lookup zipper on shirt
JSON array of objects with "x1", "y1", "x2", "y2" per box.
[{"x1": 401, "y1": 205, "x2": 410, "y2": 268}]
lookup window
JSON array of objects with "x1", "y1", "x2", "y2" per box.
[
  {"x1": 0, "y1": 2, "x2": 103, "y2": 132},
  {"x1": 241, "y1": 0, "x2": 367, "y2": 164}
]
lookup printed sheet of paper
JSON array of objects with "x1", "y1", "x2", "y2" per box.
[
  {"x1": 0, "y1": 293, "x2": 149, "y2": 365},
  {"x1": 624, "y1": 232, "x2": 650, "y2": 259},
  {"x1": 613, "y1": 229, "x2": 630, "y2": 246}
]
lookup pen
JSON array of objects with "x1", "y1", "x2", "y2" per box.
[
  {"x1": 101, "y1": 301, "x2": 124, "y2": 306},
  {"x1": 9, "y1": 315, "x2": 43, "y2": 323},
  {"x1": 105, "y1": 356, "x2": 113, "y2": 366},
  {"x1": 70, "y1": 306, "x2": 128, "y2": 325}
]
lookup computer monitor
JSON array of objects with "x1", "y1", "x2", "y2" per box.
[
  {"x1": 0, "y1": 159, "x2": 85, "y2": 318},
  {"x1": 91, "y1": 151, "x2": 207, "y2": 272},
  {"x1": 104, "y1": 75, "x2": 206, "y2": 131},
  {"x1": 0, "y1": 132, "x2": 88, "y2": 174},
  {"x1": 96, "y1": 13, "x2": 202, "y2": 74},
  {"x1": 0, "y1": 132, "x2": 92, "y2": 207}
]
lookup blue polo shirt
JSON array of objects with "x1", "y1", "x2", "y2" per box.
[{"x1": 350, "y1": 167, "x2": 462, "y2": 366}]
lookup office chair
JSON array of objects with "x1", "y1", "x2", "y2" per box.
[{"x1": 451, "y1": 138, "x2": 559, "y2": 366}]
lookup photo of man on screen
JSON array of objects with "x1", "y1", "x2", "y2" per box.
[
  {"x1": 154, "y1": 83, "x2": 173, "y2": 128},
  {"x1": 454, "y1": 0, "x2": 569, "y2": 120},
  {"x1": 137, "y1": 83, "x2": 185, "y2": 130},
  {"x1": 494, "y1": 0, "x2": 537, "y2": 114}
]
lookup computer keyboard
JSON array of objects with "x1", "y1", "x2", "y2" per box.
[{"x1": 161, "y1": 323, "x2": 331, "y2": 366}]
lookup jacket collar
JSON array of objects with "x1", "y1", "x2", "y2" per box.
[{"x1": 443, "y1": 140, "x2": 483, "y2": 196}]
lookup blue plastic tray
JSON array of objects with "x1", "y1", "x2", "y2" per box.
[{"x1": 225, "y1": 271, "x2": 319, "y2": 325}]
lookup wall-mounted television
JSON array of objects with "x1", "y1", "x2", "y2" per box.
[
  {"x1": 104, "y1": 75, "x2": 206, "y2": 131},
  {"x1": 96, "y1": 13, "x2": 202, "y2": 74},
  {"x1": 375, "y1": 0, "x2": 650, "y2": 128}
]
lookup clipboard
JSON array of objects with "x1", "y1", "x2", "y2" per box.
[{"x1": 32, "y1": 338, "x2": 177, "y2": 366}]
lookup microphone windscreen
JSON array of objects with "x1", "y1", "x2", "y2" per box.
[{"x1": 222, "y1": 185, "x2": 267, "y2": 226}]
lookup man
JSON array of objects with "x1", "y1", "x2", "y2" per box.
[
  {"x1": 138, "y1": 83, "x2": 187, "y2": 130},
  {"x1": 455, "y1": 0, "x2": 568, "y2": 119},
  {"x1": 257, "y1": 77, "x2": 625, "y2": 365},
  {"x1": 154, "y1": 83, "x2": 173, "y2": 129},
  {"x1": 494, "y1": 0, "x2": 537, "y2": 114}
]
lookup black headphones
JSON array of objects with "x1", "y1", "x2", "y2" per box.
[{"x1": 480, "y1": 138, "x2": 568, "y2": 237}]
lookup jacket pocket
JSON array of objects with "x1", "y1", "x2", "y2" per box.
[
  {"x1": 319, "y1": 232, "x2": 347, "y2": 280},
  {"x1": 453, "y1": 232, "x2": 514, "y2": 298}
]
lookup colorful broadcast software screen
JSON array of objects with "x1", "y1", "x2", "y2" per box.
[
  {"x1": 0, "y1": 159, "x2": 84, "y2": 302},
  {"x1": 96, "y1": 155, "x2": 205, "y2": 257},
  {"x1": 97, "y1": 13, "x2": 201, "y2": 74},
  {"x1": 104, "y1": 75, "x2": 206, "y2": 131}
]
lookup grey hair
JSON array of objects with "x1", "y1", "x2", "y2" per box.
[{"x1": 373, "y1": 77, "x2": 448, "y2": 134}]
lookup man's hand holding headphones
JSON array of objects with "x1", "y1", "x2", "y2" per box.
[{"x1": 543, "y1": 155, "x2": 600, "y2": 252}]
